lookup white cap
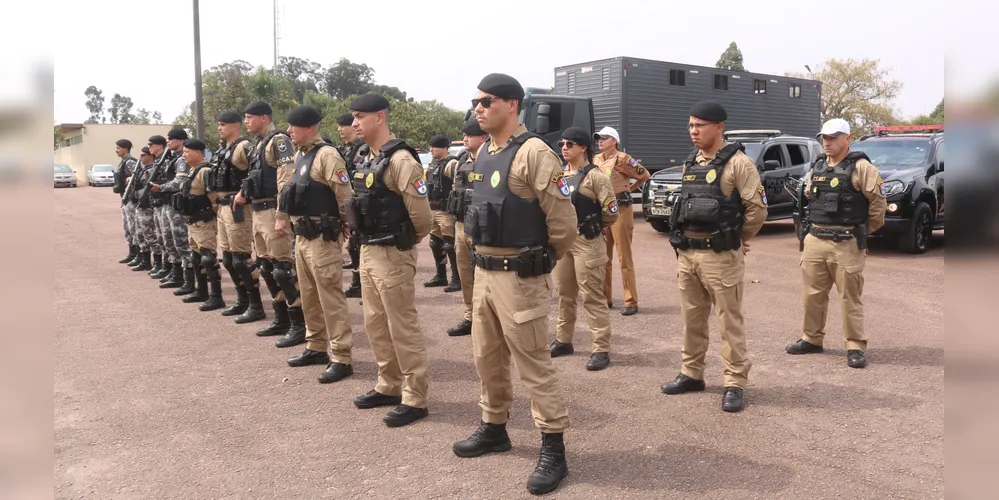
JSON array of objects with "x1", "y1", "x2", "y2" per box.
[
  {"x1": 817, "y1": 118, "x2": 851, "y2": 138},
  {"x1": 593, "y1": 126, "x2": 620, "y2": 144}
]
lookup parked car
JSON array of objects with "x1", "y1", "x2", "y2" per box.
[
  {"x1": 54, "y1": 164, "x2": 77, "y2": 188},
  {"x1": 87, "y1": 164, "x2": 115, "y2": 187},
  {"x1": 642, "y1": 130, "x2": 822, "y2": 233}
]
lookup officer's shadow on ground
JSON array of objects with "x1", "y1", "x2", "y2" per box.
[
  {"x1": 567, "y1": 443, "x2": 794, "y2": 495},
  {"x1": 748, "y1": 381, "x2": 924, "y2": 411}
]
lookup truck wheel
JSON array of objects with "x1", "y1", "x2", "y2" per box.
[
  {"x1": 649, "y1": 219, "x2": 671, "y2": 234},
  {"x1": 898, "y1": 201, "x2": 932, "y2": 254}
]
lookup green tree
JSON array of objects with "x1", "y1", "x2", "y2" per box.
[
  {"x1": 323, "y1": 58, "x2": 375, "y2": 99},
  {"x1": 277, "y1": 56, "x2": 324, "y2": 102},
  {"x1": 84, "y1": 85, "x2": 105, "y2": 124},
  {"x1": 786, "y1": 58, "x2": 902, "y2": 137},
  {"x1": 715, "y1": 42, "x2": 746, "y2": 72},
  {"x1": 930, "y1": 98, "x2": 944, "y2": 122},
  {"x1": 53, "y1": 126, "x2": 64, "y2": 150},
  {"x1": 108, "y1": 93, "x2": 135, "y2": 124}
]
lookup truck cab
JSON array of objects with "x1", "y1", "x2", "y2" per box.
[{"x1": 520, "y1": 88, "x2": 595, "y2": 152}]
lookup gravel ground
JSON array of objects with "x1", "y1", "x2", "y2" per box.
[{"x1": 54, "y1": 187, "x2": 944, "y2": 499}]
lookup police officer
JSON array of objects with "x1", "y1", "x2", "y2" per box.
[
  {"x1": 661, "y1": 101, "x2": 767, "y2": 413},
  {"x1": 234, "y1": 101, "x2": 304, "y2": 346},
  {"x1": 149, "y1": 128, "x2": 194, "y2": 292},
  {"x1": 169, "y1": 138, "x2": 226, "y2": 310},
  {"x1": 140, "y1": 135, "x2": 173, "y2": 276},
  {"x1": 336, "y1": 112, "x2": 365, "y2": 298},
  {"x1": 280, "y1": 105, "x2": 355, "y2": 383},
  {"x1": 208, "y1": 110, "x2": 267, "y2": 324},
  {"x1": 444, "y1": 118, "x2": 488, "y2": 337},
  {"x1": 548, "y1": 127, "x2": 619, "y2": 371},
  {"x1": 345, "y1": 93, "x2": 433, "y2": 427},
  {"x1": 124, "y1": 147, "x2": 156, "y2": 269},
  {"x1": 452, "y1": 74, "x2": 576, "y2": 496},
  {"x1": 424, "y1": 134, "x2": 461, "y2": 291},
  {"x1": 113, "y1": 139, "x2": 140, "y2": 264},
  {"x1": 593, "y1": 126, "x2": 650, "y2": 316},
  {"x1": 785, "y1": 118, "x2": 887, "y2": 369}
]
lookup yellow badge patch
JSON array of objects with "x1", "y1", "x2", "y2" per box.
[
  {"x1": 705, "y1": 169, "x2": 717, "y2": 184},
  {"x1": 354, "y1": 172, "x2": 364, "y2": 179},
  {"x1": 830, "y1": 178, "x2": 840, "y2": 188},
  {"x1": 365, "y1": 172, "x2": 374, "y2": 188},
  {"x1": 469, "y1": 173, "x2": 484, "y2": 182},
  {"x1": 551, "y1": 170, "x2": 565, "y2": 184},
  {"x1": 490, "y1": 170, "x2": 501, "y2": 188},
  {"x1": 683, "y1": 174, "x2": 696, "y2": 181}
]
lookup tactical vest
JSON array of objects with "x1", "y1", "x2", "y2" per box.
[
  {"x1": 670, "y1": 143, "x2": 746, "y2": 250},
  {"x1": 245, "y1": 129, "x2": 287, "y2": 199},
  {"x1": 464, "y1": 134, "x2": 548, "y2": 248},
  {"x1": 446, "y1": 152, "x2": 475, "y2": 219},
  {"x1": 149, "y1": 151, "x2": 178, "y2": 206},
  {"x1": 173, "y1": 163, "x2": 214, "y2": 219},
  {"x1": 282, "y1": 145, "x2": 339, "y2": 217},
  {"x1": 340, "y1": 139, "x2": 364, "y2": 177},
  {"x1": 426, "y1": 155, "x2": 457, "y2": 209},
  {"x1": 348, "y1": 139, "x2": 418, "y2": 250},
  {"x1": 113, "y1": 156, "x2": 134, "y2": 196},
  {"x1": 569, "y1": 164, "x2": 603, "y2": 238},
  {"x1": 207, "y1": 138, "x2": 250, "y2": 193},
  {"x1": 123, "y1": 162, "x2": 144, "y2": 203},
  {"x1": 806, "y1": 151, "x2": 870, "y2": 226}
]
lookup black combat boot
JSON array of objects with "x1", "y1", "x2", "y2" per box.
[
  {"x1": 453, "y1": 421, "x2": 512, "y2": 458},
  {"x1": 126, "y1": 248, "x2": 144, "y2": 267},
  {"x1": 199, "y1": 276, "x2": 226, "y2": 311},
  {"x1": 152, "y1": 256, "x2": 172, "y2": 280},
  {"x1": 255, "y1": 301, "x2": 289, "y2": 337},
  {"x1": 526, "y1": 433, "x2": 568, "y2": 495},
  {"x1": 424, "y1": 236, "x2": 448, "y2": 287},
  {"x1": 222, "y1": 285, "x2": 248, "y2": 316},
  {"x1": 159, "y1": 263, "x2": 184, "y2": 289},
  {"x1": 174, "y1": 265, "x2": 196, "y2": 296},
  {"x1": 275, "y1": 307, "x2": 307, "y2": 348},
  {"x1": 443, "y1": 241, "x2": 461, "y2": 293},
  {"x1": 424, "y1": 263, "x2": 448, "y2": 287},
  {"x1": 182, "y1": 271, "x2": 209, "y2": 303},
  {"x1": 119, "y1": 244, "x2": 138, "y2": 264},
  {"x1": 147, "y1": 253, "x2": 164, "y2": 277},
  {"x1": 447, "y1": 319, "x2": 472, "y2": 337},
  {"x1": 131, "y1": 251, "x2": 152, "y2": 271},
  {"x1": 344, "y1": 271, "x2": 362, "y2": 298},
  {"x1": 235, "y1": 285, "x2": 267, "y2": 324}
]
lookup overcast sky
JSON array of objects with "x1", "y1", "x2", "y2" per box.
[{"x1": 34, "y1": 0, "x2": 983, "y2": 124}]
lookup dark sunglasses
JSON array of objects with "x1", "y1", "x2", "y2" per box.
[
  {"x1": 471, "y1": 97, "x2": 502, "y2": 109},
  {"x1": 557, "y1": 140, "x2": 581, "y2": 149}
]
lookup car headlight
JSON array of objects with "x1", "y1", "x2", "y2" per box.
[{"x1": 881, "y1": 180, "x2": 906, "y2": 197}]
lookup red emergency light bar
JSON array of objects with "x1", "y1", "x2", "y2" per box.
[{"x1": 872, "y1": 125, "x2": 944, "y2": 133}]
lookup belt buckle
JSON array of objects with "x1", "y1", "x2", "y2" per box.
[{"x1": 503, "y1": 258, "x2": 509, "y2": 271}]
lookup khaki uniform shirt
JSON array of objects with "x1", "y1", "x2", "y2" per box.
[{"x1": 594, "y1": 150, "x2": 651, "y2": 195}]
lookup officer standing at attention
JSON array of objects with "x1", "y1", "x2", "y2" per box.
[
  {"x1": 150, "y1": 128, "x2": 194, "y2": 292},
  {"x1": 142, "y1": 135, "x2": 175, "y2": 278},
  {"x1": 345, "y1": 93, "x2": 433, "y2": 427},
  {"x1": 129, "y1": 142, "x2": 165, "y2": 272},
  {"x1": 279, "y1": 105, "x2": 356, "y2": 383},
  {"x1": 208, "y1": 110, "x2": 267, "y2": 324},
  {"x1": 785, "y1": 118, "x2": 886, "y2": 368},
  {"x1": 113, "y1": 139, "x2": 140, "y2": 264},
  {"x1": 123, "y1": 147, "x2": 156, "y2": 270},
  {"x1": 593, "y1": 126, "x2": 650, "y2": 316},
  {"x1": 548, "y1": 127, "x2": 619, "y2": 371},
  {"x1": 423, "y1": 134, "x2": 462, "y2": 291},
  {"x1": 336, "y1": 113, "x2": 365, "y2": 299},
  {"x1": 171, "y1": 138, "x2": 226, "y2": 311},
  {"x1": 234, "y1": 101, "x2": 305, "y2": 347},
  {"x1": 452, "y1": 74, "x2": 576, "y2": 496},
  {"x1": 661, "y1": 101, "x2": 767, "y2": 413},
  {"x1": 444, "y1": 118, "x2": 488, "y2": 337}
]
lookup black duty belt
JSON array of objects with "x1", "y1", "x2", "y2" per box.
[
  {"x1": 810, "y1": 226, "x2": 856, "y2": 242},
  {"x1": 615, "y1": 192, "x2": 633, "y2": 206},
  {"x1": 215, "y1": 196, "x2": 233, "y2": 206},
  {"x1": 252, "y1": 200, "x2": 278, "y2": 211},
  {"x1": 474, "y1": 254, "x2": 527, "y2": 272},
  {"x1": 186, "y1": 211, "x2": 216, "y2": 224}
]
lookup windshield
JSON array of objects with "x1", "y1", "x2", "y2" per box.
[
  {"x1": 741, "y1": 143, "x2": 763, "y2": 160},
  {"x1": 93, "y1": 165, "x2": 113, "y2": 172},
  {"x1": 54, "y1": 165, "x2": 72, "y2": 173},
  {"x1": 851, "y1": 139, "x2": 931, "y2": 167}
]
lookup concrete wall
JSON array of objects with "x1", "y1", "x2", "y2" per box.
[{"x1": 54, "y1": 124, "x2": 176, "y2": 185}]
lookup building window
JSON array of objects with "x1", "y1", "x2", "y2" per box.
[
  {"x1": 789, "y1": 83, "x2": 801, "y2": 98},
  {"x1": 754, "y1": 79, "x2": 767, "y2": 94},
  {"x1": 601, "y1": 68, "x2": 610, "y2": 90},
  {"x1": 66, "y1": 135, "x2": 83, "y2": 147},
  {"x1": 669, "y1": 69, "x2": 686, "y2": 86},
  {"x1": 714, "y1": 74, "x2": 728, "y2": 91},
  {"x1": 567, "y1": 72, "x2": 576, "y2": 94}
]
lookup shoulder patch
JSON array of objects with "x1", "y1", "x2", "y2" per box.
[
  {"x1": 629, "y1": 158, "x2": 639, "y2": 167},
  {"x1": 274, "y1": 137, "x2": 288, "y2": 153},
  {"x1": 877, "y1": 178, "x2": 886, "y2": 196},
  {"x1": 758, "y1": 185, "x2": 768, "y2": 206},
  {"x1": 413, "y1": 177, "x2": 428, "y2": 196},
  {"x1": 553, "y1": 171, "x2": 570, "y2": 197},
  {"x1": 551, "y1": 170, "x2": 565, "y2": 184},
  {"x1": 636, "y1": 166, "x2": 647, "y2": 175},
  {"x1": 607, "y1": 198, "x2": 619, "y2": 214},
  {"x1": 337, "y1": 170, "x2": 350, "y2": 184}
]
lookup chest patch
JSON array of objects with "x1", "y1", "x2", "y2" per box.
[
  {"x1": 469, "y1": 173, "x2": 484, "y2": 182},
  {"x1": 490, "y1": 170, "x2": 501, "y2": 188},
  {"x1": 365, "y1": 172, "x2": 374, "y2": 188},
  {"x1": 705, "y1": 169, "x2": 717, "y2": 184},
  {"x1": 299, "y1": 165, "x2": 307, "y2": 176},
  {"x1": 830, "y1": 177, "x2": 840, "y2": 188}
]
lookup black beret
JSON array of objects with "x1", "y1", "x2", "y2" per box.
[
  {"x1": 689, "y1": 101, "x2": 728, "y2": 122},
  {"x1": 140, "y1": 146, "x2": 151, "y2": 154},
  {"x1": 349, "y1": 93, "x2": 390, "y2": 112},
  {"x1": 183, "y1": 138, "x2": 207, "y2": 151},
  {"x1": 115, "y1": 139, "x2": 132, "y2": 149},
  {"x1": 461, "y1": 118, "x2": 486, "y2": 136},
  {"x1": 476, "y1": 73, "x2": 524, "y2": 100},
  {"x1": 167, "y1": 128, "x2": 189, "y2": 141},
  {"x1": 244, "y1": 100, "x2": 273, "y2": 116},
  {"x1": 336, "y1": 113, "x2": 354, "y2": 126},
  {"x1": 561, "y1": 126, "x2": 592, "y2": 147},
  {"x1": 148, "y1": 135, "x2": 167, "y2": 146},
  {"x1": 216, "y1": 110, "x2": 242, "y2": 123},
  {"x1": 429, "y1": 135, "x2": 450, "y2": 148},
  {"x1": 286, "y1": 105, "x2": 323, "y2": 127}
]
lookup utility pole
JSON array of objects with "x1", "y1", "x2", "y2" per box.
[
  {"x1": 273, "y1": 0, "x2": 280, "y2": 73},
  {"x1": 193, "y1": 0, "x2": 205, "y2": 138}
]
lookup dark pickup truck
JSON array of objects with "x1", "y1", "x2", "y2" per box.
[{"x1": 642, "y1": 130, "x2": 822, "y2": 233}]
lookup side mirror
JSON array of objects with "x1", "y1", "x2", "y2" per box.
[
  {"x1": 535, "y1": 103, "x2": 551, "y2": 135},
  {"x1": 936, "y1": 160, "x2": 944, "y2": 172},
  {"x1": 763, "y1": 160, "x2": 781, "y2": 172}
]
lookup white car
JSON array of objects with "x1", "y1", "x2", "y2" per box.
[{"x1": 87, "y1": 164, "x2": 115, "y2": 187}]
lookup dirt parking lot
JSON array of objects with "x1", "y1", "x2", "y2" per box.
[{"x1": 54, "y1": 186, "x2": 943, "y2": 499}]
